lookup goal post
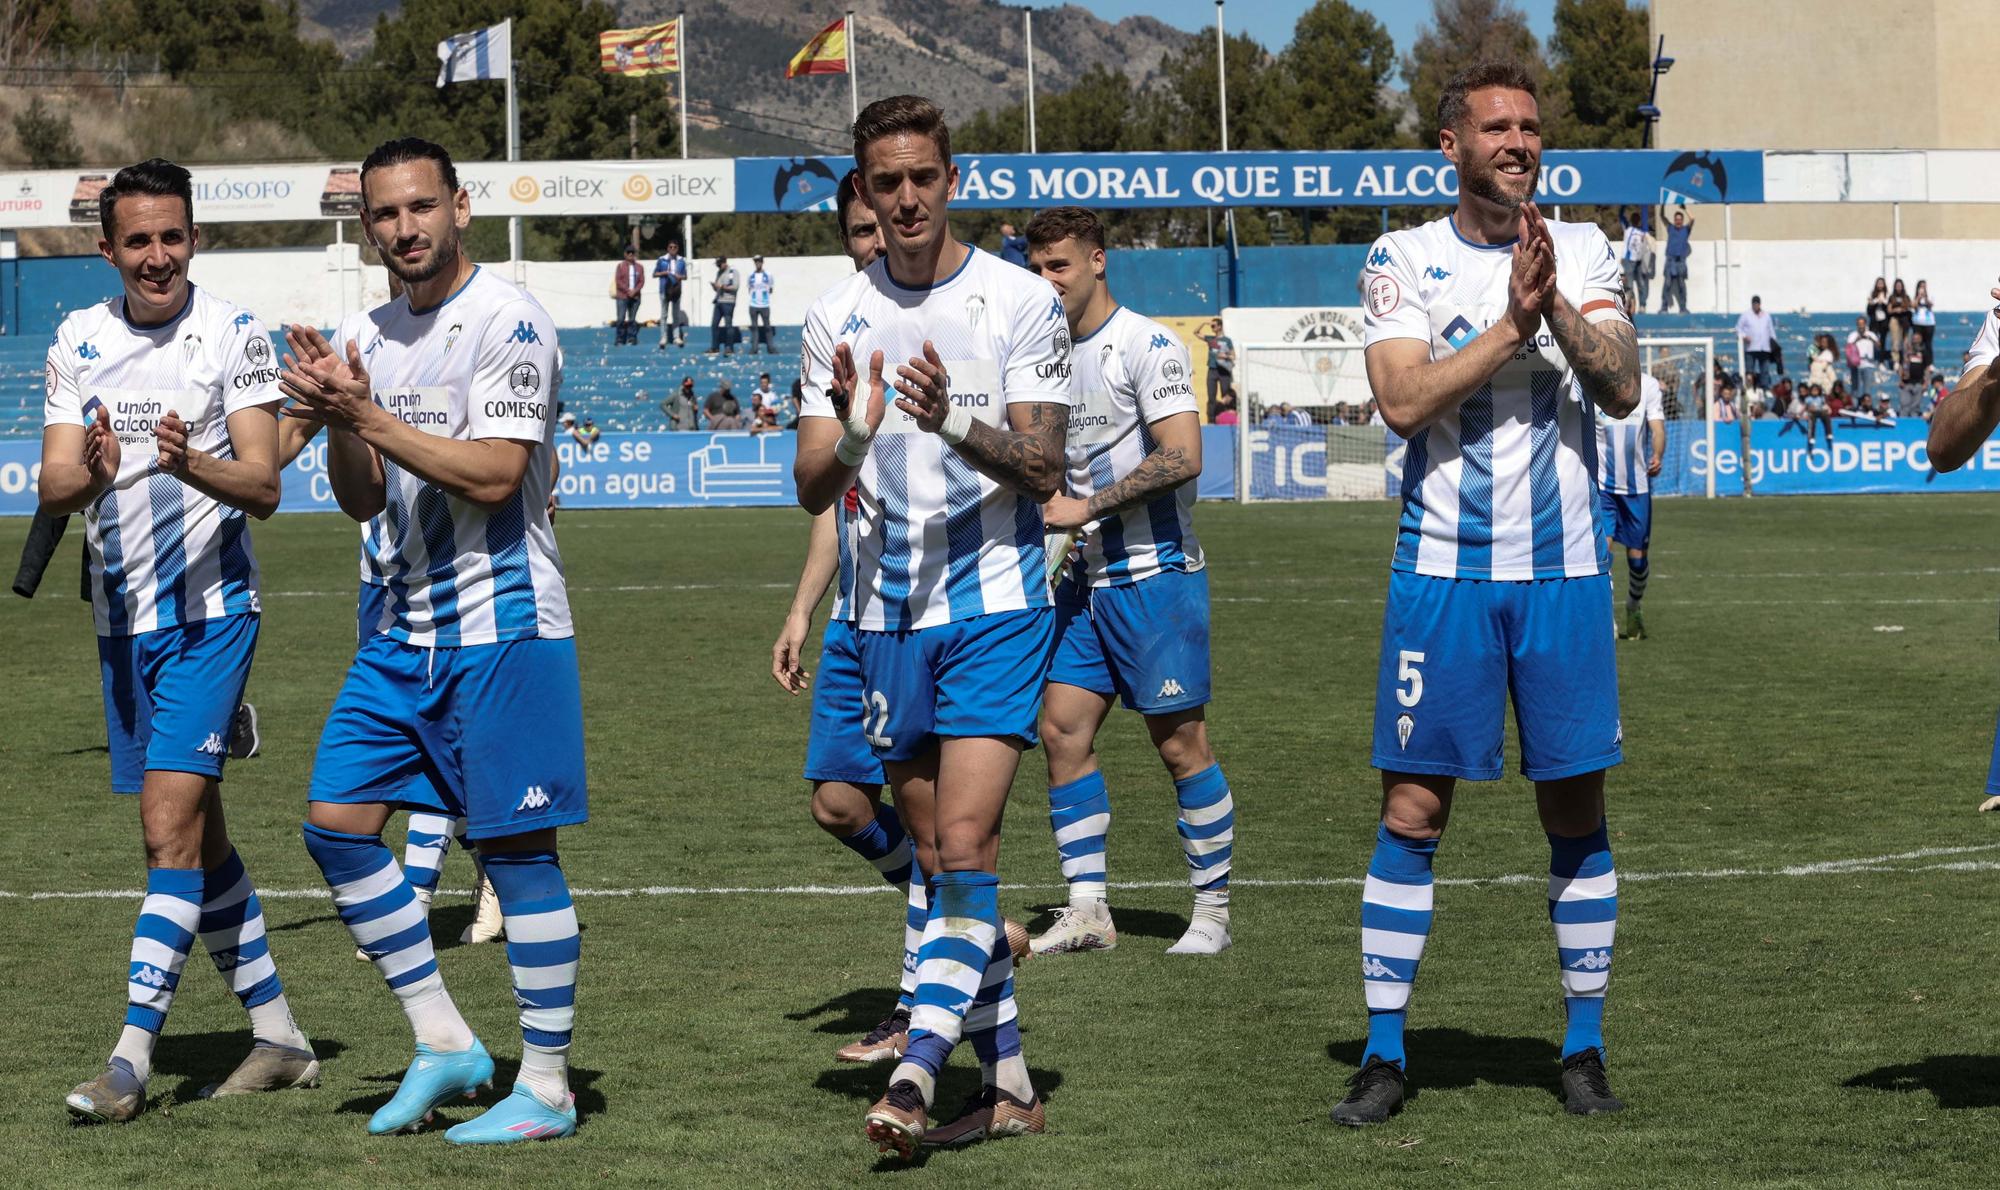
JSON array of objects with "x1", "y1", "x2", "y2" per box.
[
  {"x1": 1635, "y1": 336, "x2": 1720, "y2": 498},
  {"x1": 1232, "y1": 340, "x2": 1392, "y2": 502}
]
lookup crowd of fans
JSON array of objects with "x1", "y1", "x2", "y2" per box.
[{"x1": 1719, "y1": 277, "x2": 1947, "y2": 436}]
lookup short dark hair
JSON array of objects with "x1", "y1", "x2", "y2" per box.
[
  {"x1": 1024, "y1": 206, "x2": 1106, "y2": 253},
  {"x1": 836, "y1": 169, "x2": 865, "y2": 239},
  {"x1": 360, "y1": 137, "x2": 459, "y2": 206},
  {"x1": 853, "y1": 95, "x2": 951, "y2": 168},
  {"x1": 99, "y1": 158, "x2": 192, "y2": 237},
  {"x1": 1436, "y1": 60, "x2": 1539, "y2": 134}
]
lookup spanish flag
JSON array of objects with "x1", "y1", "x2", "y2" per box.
[
  {"x1": 600, "y1": 19, "x2": 680, "y2": 76},
  {"x1": 787, "y1": 17, "x2": 848, "y2": 78}
]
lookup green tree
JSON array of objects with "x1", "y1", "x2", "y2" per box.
[
  {"x1": 1403, "y1": 0, "x2": 1549, "y2": 140},
  {"x1": 1545, "y1": 0, "x2": 1650, "y2": 149},
  {"x1": 1271, "y1": 0, "x2": 1402, "y2": 242},
  {"x1": 13, "y1": 96, "x2": 80, "y2": 167}
]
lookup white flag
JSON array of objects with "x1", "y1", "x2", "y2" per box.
[{"x1": 436, "y1": 21, "x2": 510, "y2": 88}]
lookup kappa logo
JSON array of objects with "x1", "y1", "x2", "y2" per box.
[
  {"x1": 77, "y1": 341, "x2": 101, "y2": 360},
  {"x1": 518, "y1": 785, "x2": 552, "y2": 811},
  {"x1": 1157, "y1": 677, "x2": 1187, "y2": 700},
  {"x1": 1361, "y1": 956, "x2": 1397, "y2": 979},
  {"x1": 1367, "y1": 247, "x2": 1392, "y2": 268},
  {"x1": 1047, "y1": 295, "x2": 1065, "y2": 323},
  {"x1": 1149, "y1": 333, "x2": 1174, "y2": 350},
  {"x1": 1568, "y1": 949, "x2": 1612, "y2": 972},
  {"x1": 950, "y1": 997, "x2": 974, "y2": 1014},
  {"x1": 131, "y1": 964, "x2": 170, "y2": 988},
  {"x1": 1423, "y1": 265, "x2": 1452, "y2": 281},
  {"x1": 507, "y1": 320, "x2": 543, "y2": 345},
  {"x1": 233, "y1": 312, "x2": 255, "y2": 328},
  {"x1": 514, "y1": 991, "x2": 535, "y2": 1008},
  {"x1": 208, "y1": 948, "x2": 239, "y2": 970},
  {"x1": 197, "y1": 732, "x2": 228, "y2": 756},
  {"x1": 1442, "y1": 315, "x2": 1476, "y2": 350},
  {"x1": 839, "y1": 312, "x2": 870, "y2": 336},
  {"x1": 1396, "y1": 712, "x2": 1415, "y2": 750}
]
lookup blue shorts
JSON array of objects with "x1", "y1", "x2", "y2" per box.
[
  {"x1": 309, "y1": 635, "x2": 588, "y2": 840},
  {"x1": 854, "y1": 608, "x2": 1055, "y2": 763},
  {"x1": 1048, "y1": 568, "x2": 1212, "y2": 714},
  {"x1": 357, "y1": 581, "x2": 388, "y2": 644},
  {"x1": 1371, "y1": 572, "x2": 1622, "y2": 782},
  {"x1": 804, "y1": 619, "x2": 887, "y2": 786},
  {"x1": 98, "y1": 613, "x2": 260, "y2": 794},
  {"x1": 1599, "y1": 490, "x2": 1652, "y2": 551}
]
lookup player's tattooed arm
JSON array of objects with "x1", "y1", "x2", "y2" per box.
[
  {"x1": 954, "y1": 401, "x2": 1068, "y2": 500},
  {"x1": 1046, "y1": 412, "x2": 1202, "y2": 529},
  {"x1": 1546, "y1": 297, "x2": 1640, "y2": 417}
]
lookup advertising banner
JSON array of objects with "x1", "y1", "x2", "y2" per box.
[
  {"x1": 737, "y1": 149, "x2": 1765, "y2": 213},
  {"x1": 1690, "y1": 417, "x2": 1998, "y2": 495}
]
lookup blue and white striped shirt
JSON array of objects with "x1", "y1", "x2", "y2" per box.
[
  {"x1": 1595, "y1": 372, "x2": 1664, "y2": 496},
  {"x1": 44, "y1": 286, "x2": 281, "y2": 636},
  {"x1": 800, "y1": 246, "x2": 1073, "y2": 630}
]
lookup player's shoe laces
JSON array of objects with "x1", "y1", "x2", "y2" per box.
[
  {"x1": 1619, "y1": 607, "x2": 1646, "y2": 640},
  {"x1": 444, "y1": 1085, "x2": 578, "y2": 1145},
  {"x1": 836, "y1": 1007, "x2": 911, "y2": 1063},
  {"x1": 922, "y1": 1084, "x2": 1045, "y2": 1148},
  {"x1": 201, "y1": 1041, "x2": 321, "y2": 1098},
  {"x1": 863, "y1": 1079, "x2": 927, "y2": 1159},
  {"x1": 1560, "y1": 1048, "x2": 1625, "y2": 1115},
  {"x1": 228, "y1": 702, "x2": 260, "y2": 759},
  {"x1": 366, "y1": 1038, "x2": 495, "y2": 1135},
  {"x1": 65, "y1": 1057, "x2": 146, "y2": 1124},
  {"x1": 1029, "y1": 902, "x2": 1117, "y2": 956},
  {"x1": 1166, "y1": 912, "x2": 1232, "y2": 955},
  {"x1": 1330, "y1": 1057, "x2": 1405, "y2": 1127},
  {"x1": 461, "y1": 870, "x2": 505, "y2": 944}
]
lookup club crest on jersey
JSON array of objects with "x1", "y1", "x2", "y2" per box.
[
  {"x1": 965, "y1": 293, "x2": 986, "y2": 333},
  {"x1": 509, "y1": 362, "x2": 541, "y2": 398},
  {"x1": 1396, "y1": 713, "x2": 1414, "y2": 750},
  {"x1": 1442, "y1": 315, "x2": 1476, "y2": 350},
  {"x1": 244, "y1": 336, "x2": 271, "y2": 367},
  {"x1": 1052, "y1": 322, "x2": 1071, "y2": 362},
  {"x1": 1163, "y1": 359, "x2": 1185, "y2": 383},
  {"x1": 444, "y1": 322, "x2": 463, "y2": 353}
]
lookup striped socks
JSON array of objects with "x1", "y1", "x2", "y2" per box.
[
  {"x1": 964, "y1": 926, "x2": 1032, "y2": 1101},
  {"x1": 485, "y1": 850, "x2": 582, "y2": 1110},
  {"x1": 1359, "y1": 824, "x2": 1438, "y2": 1069},
  {"x1": 1049, "y1": 771, "x2": 1111, "y2": 904},
  {"x1": 898, "y1": 866, "x2": 926, "y2": 1013},
  {"x1": 838, "y1": 802, "x2": 914, "y2": 893},
  {"x1": 893, "y1": 870, "x2": 1000, "y2": 1106},
  {"x1": 1549, "y1": 822, "x2": 1618, "y2": 1059},
  {"x1": 199, "y1": 849, "x2": 306, "y2": 1049},
  {"x1": 301, "y1": 823, "x2": 473, "y2": 1052},
  {"x1": 1175, "y1": 764, "x2": 1235, "y2": 915},
  {"x1": 1626, "y1": 555, "x2": 1649, "y2": 609},
  {"x1": 400, "y1": 813, "x2": 466, "y2": 903},
  {"x1": 112, "y1": 867, "x2": 204, "y2": 1081}
]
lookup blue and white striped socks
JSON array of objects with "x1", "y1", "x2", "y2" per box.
[
  {"x1": 964, "y1": 926, "x2": 1033, "y2": 1100},
  {"x1": 1049, "y1": 771, "x2": 1111, "y2": 904},
  {"x1": 898, "y1": 868, "x2": 926, "y2": 1013},
  {"x1": 1359, "y1": 824, "x2": 1438, "y2": 1069},
  {"x1": 484, "y1": 850, "x2": 582, "y2": 1110},
  {"x1": 111, "y1": 867, "x2": 204, "y2": 1081},
  {"x1": 200, "y1": 849, "x2": 306, "y2": 1049},
  {"x1": 301, "y1": 823, "x2": 473, "y2": 1052},
  {"x1": 1549, "y1": 822, "x2": 1618, "y2": 1059},
  {"x1": 401, "y1": 813, "x2": 465, "y2": 902},
  {"x1": 838, "y1": 803, "x2": 914, "y2": 892},
  {"x1": 893, "y1": 870, "x2": 1000, "y2": 1106},
  {"x1": 1175, "y1": 764, "x2": 1235, "y2": 915}
]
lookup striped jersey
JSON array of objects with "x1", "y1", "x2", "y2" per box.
[
  {"x1": 829, "y1": 485, "x2": 860, "y2": 623},
  {"x1": 1063, "y1": 306, "x2": 1204, "y2": 586},
  {"x1": 329, "y1": 266, "x2": 570, "y2": 646},
  {"x1": 1363, "y1": 214, "x2": 1630, "y2": 580},
  {"x1": 800, "y1": 245, "x2": 1072, "y2": 631},
  {"x1": 1595, "y1": 372, "x2": 1665, "y2": 496},
  {"x1": 44, "y1": 286, "x2": 282, "y2": 637}
]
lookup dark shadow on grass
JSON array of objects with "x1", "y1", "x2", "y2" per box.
[
  {"x1": 788, "y1": 987, "x2": 904, "y2": 1036},
  {"x1": 335, "y1": 1057, "x2": 605, "y2": 1119},
  {"x1": 149, "y1": 1031, "x2": 350, "y2": 1104},
  {"x1": 1327, "y1": 1028, "x2": 1565, "y2": 1103},
  {"x1": 61, "y1": 745, "x2": 109, "y2": 756},
  {"x1": 266, "y1": 912, "x2": 340, "y2": 933},
  {"x1": 1843, "y1": 1055, "x2": 2000, "y2": 1108},
  {"x1": 1022, "y1": 901, "x2": 1186, "y2": 942},
  {"x1": 815, "y1": 1063, "x2": 1064, "y2": 1111}
]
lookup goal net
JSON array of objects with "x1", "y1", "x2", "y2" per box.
[
  {"x1": 1233, "y1": 340, "x2": 1394, "y2": 501},
  {"x1": 1637, "y1": 336, "x2": 1721, "y2": 497}
]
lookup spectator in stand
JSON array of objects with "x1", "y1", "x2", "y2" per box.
[
  {"x1": 1809, "y1": 332, "x2": 1838, "y2": 393},
  {"x1": 1200, "y1": 318, "x2": 1235, "y2": 412},
  {"x1": 749, "y1": 371, "x2": 781, "y2": 416},
  {"x1": 998, "y1": 221, "x2": 1028, "y2": 268},
  {"x1": 750, "y1": 400, "x2": 782, "y2": 435},
  {"x1": 655, "y1": 239, "x2": 688, "y2": 349},
  {"x1": 612, "y1": 245, "x2": 645, "y2": 346},
  {"x1": 1923, "y1": 370, "x2": 1946, "y2": 420},
  {"x1": 1621, "y1": 210, "x2": 1652, "y2": 311},
  {"x1": 1737, "y1": 295, "x2": 1777, "y2": 389},
  {"x1": 1767, "y1": 376, "x2": 1793, "y2": 419},
  {"x1": 1864, "y1": 277, "x2": 1891, "y2": 350},
  {"x1": 560, "y1": 411, "x2": 601, "y2": 449},
  {"x1": 1714, "y1": 379, "x2": 1738, "y2": 423},
  {"x1": 1887, "y1": 278, "x2": 1913, "y2": 362},
  {"x1": 1845, "y1": 317, "x2": 1879, "y2": 391},
  {"x1": 662, "y1": 375, "x2": 700, "y2": 431},
  {"x1": 746, "y1": 255, "x2": 775, "y2": 354},
  {"x1": 1212, "y1": 389, "x2": 1239, "y2": 425},
  {"x1": 1262, "y1": 402, "x2": 1293, "y2": 428},
  {"x1": 1660, "y1": 208, "x2": 1692, "y2": 313},
  {"x1": 1911, "y1": 279, "x2": 1936, "y2": 367},
  {"x1": 709, "y1": 255, "x2": 739, "y2": 355},
  {"x1": 1799, "y1": 383, "x2": 1833, "y2": 452},
  {"x1": 1828, "y1": 379, "x2": 1851, "y2": 417},
  {"x1": 705, "y1": 379, "x2": 744, "y2": 430},
  {"x1": 1899, "y1": 337, "x2": 1927, "y2": 416}
]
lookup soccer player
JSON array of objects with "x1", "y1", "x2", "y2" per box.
[
  {"x1": 795, "y1": 95, "x2": 1070, "y2": 1156},
  {"x1": 41, "y1": 158, "x2": 317, "y2": 1123},
  {"x1": 1331, "y1": 61, "x2": 1640, "y2": 1127},
  {"x1": 279, "y1": 137, "x2": 586, "y2": 1144},
  {"x1": 1021, "y1": 206, "x2": 1237, "y2": 957},
  {"x1": 1595, "y1": 367, "x2": 1665, "y2": 640}
]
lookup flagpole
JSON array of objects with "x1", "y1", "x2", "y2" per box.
[
  {"x1": 1214, "y1": 1, "x2": 1228, "y2": 154},
  {"x1": 502, "y1": 18, "x2": 522, "y2": 283},
  {"x1": 1024, "y1": 9, "x2": 1037, "y2": 154},
  {"x1": 679, "y1": 9, "x2": 693, "y2": 264},
  {"x1": 846, "y1": 10, "x2": 857, "y2": 124}
]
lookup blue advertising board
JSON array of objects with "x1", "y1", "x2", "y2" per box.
[
  {"x1": 737, "y1": 149, "x2": 1762, "y2": 213},
  {"x1": 1689, "y1": 417, "x2": 1994, "y2": 495}
]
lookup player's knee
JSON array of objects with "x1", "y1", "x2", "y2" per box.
[
  {"x1": 932, "y1": 823, "x2": 999, "y2": 873},
  {"x1": 1150, "y1": 714, "x2": 1214, "y2": 779},
  {"x1": 1040, "y1": 713, "x2": 1096, "y2": 770},
  {"x1": 809, "y1": 781, "x2": 878, "y2": 836}
]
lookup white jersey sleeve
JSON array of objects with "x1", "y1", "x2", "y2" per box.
[
  {"x1": 1002, "y1": 284, "x2": 1072, "y2": 407},
  {"x1": 468, "y1": 300, "x2": 558, "y2": 442},
  {"x1": 798, "y1": 296, "x2": 841, "y2": 417},
  {"x1": 1963, "y1": 309, "x2": 2000, "y2": 372},
  {"x1": 1361, "y1": 232, "x2": 1428, "y2": 346},
  {"x1": 1576, "y1": 226, "x2": 1631, "y2": 326},
  {"x1": 1129, "y1": 325, "x2": 1198, "y2": 424},
  {"x1": 221, "y1": 312, "x2": 282, "y2": 416},
  {"x1": 43, "y1": 325, "x2": 83, "y2": 427}
]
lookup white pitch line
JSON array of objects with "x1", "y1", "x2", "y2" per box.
[{"x1": 5, "y1": 843, "x2": 1998, "y2": 903}]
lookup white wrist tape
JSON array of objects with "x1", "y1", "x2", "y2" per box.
[
  {"x1": 939, "y1": 403, "x2": 973, "y2": 446},
  {"x1": 835, "y1": 404, "x2": 874, "y2": 466}
]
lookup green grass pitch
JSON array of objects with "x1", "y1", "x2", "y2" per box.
[{"x1": 3, "y1": 494, "x2": 2000, "y2": 1187}]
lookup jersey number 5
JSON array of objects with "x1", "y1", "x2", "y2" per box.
[{"x1": 1395, "y1": 650, "x2": 1426, "y2": 708}]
